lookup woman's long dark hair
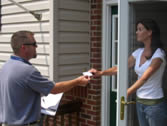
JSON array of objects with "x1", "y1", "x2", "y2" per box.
[{"x1": 136, "y1": 19, "x2": 164, "y2": 59}]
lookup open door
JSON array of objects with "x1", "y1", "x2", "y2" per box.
[
  {"x1": 116, "y1": 0, "x2": 167, "y2": 126},
  {"x1": 102, "y1": 0, "x2": 167, "y2": 126}
]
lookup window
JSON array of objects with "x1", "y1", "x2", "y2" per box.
[{"x1": 111, "y1": 15, "x2": 118, "y2": 92}]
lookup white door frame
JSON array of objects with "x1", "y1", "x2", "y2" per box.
[
  {"x1": 101, "y1": 0, "x2": 129, "y2": 126},
  {"x1": 101, "y1": 1, "x2": 118, "y2": 126}
]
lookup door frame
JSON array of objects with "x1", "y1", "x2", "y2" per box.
[
  {"x1": 101, "y1": 1, "x2": 118, "y2": 126},
  {"x1": 101, "y1": 0, "x2": 129, "y2": 126}
]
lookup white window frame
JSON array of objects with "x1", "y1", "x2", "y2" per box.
[{"x1": 111, "y1": 14, "x2": 118, "y2": 92}]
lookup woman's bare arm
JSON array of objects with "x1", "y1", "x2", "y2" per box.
[{"x1": 127, "y1": 58, "x2": 163, "y2": 97}]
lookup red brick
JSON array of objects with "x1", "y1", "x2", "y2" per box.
[
  {"x1": 87, "y1": 100, "x2": 97, "y2": 105},
  {"x1": 88, "y1": 89, "x2": 100, "y2": 95},
  {"x1": 91, "y1": 15, "x2": 101, "y2": 20},
  {"x1": 82, "y1": 103, "x2": 92, "y2": 109},
  {"x1": 92, "y1": 85, "x2": 101, "y2": 89},
  {"x1": 87, "y1": 120, "x2": 97, "y2": 125},
  {"x1": 93, "y1": 116, "x2": 101, "y2": 121},
  {"x1": 93, "y1": 9, "x2": 102, "y2": 15},
  {"x1": 93, "y1": 106, "x2": 101, "y2": 111},
  {"x1": 87, "y1": 110, "x2": 100, "y2": 116}
]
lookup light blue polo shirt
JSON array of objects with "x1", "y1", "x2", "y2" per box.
[{"x1": 0, "y1": 56, "x2": 54, "y2": 125}]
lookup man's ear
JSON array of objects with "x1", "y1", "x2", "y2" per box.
[
  {"x1": 19, "y1": 45, "x2": 26, "y2": 53},
  {"x1": 148, "y1": 30, "x2": 152, "y2": 36},
  {"x1": 21, "y1": 45, "x2": 26, "y2": 49}
]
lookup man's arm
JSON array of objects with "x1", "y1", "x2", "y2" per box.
[{"x1": 50, "y1": 76, "x2": 90, "y2": 94}]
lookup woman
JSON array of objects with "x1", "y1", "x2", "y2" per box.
[{"x1": 91, "y1": 19, "x2": 167, "y2": 126}]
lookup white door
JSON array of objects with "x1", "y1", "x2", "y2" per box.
[{"x1": 116, "y1": 0, "x2": 129, "y2": 126}]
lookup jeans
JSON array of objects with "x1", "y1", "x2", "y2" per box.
[{"x1": 136, "y1": 101, "x2": 167, "y2": 126}]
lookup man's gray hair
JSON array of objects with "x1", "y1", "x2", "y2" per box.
[{"x1": 11, "y1": 30, "x2": 34, "y2": 54}]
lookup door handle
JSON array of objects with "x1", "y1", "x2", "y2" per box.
[{"x1": 120, "y1": 96, "x2": 136, "y2": 120}]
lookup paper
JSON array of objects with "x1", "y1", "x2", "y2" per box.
[
  {"x1": 41, "y1": 93, "x2": 63, "y2": 116},
  {"x1": 82, "y1": 72, "x2": 93, "y2": 77}
]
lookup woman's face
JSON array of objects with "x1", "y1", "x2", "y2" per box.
[{"x1": 136, "y1": 23, "x2": 152, "y2": 43}]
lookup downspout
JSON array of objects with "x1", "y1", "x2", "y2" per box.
[
  {"x1": 8, "y1": 0, "x2": 42, "y2": 21},
  {"x1": 49, "y1": 0, "x2": 59, "y2": 81}
]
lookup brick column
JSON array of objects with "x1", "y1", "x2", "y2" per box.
[{"x1": 87, "y1": 0, "x2": 102, "y2": 125}]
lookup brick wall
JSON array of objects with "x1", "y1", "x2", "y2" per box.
[{"x1": 56, "y1": 0, "x2": 103, "y2": 125}]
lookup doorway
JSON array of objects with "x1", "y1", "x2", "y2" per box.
[
  {"x1": 127, "y1": 3, "x2": 167, "y2": 125},
  {"x1": 123, "y1": 1, "x2": 167, "y2": 126},
  {"x1": 102, "y1": 1, "x2": 167, "y2": 126}
]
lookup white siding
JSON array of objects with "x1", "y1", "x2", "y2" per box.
[
  {"x1": 0, "y1": 0, "x2": 90, "y2": 81},
  {"x1": 0, "y1": 0, "x2": 50, "y2": 77},
  {"x1": 56, "y1": 0, "x2": 90, "y2": 81}
]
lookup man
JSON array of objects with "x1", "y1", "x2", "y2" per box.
[{"x1": 0, "y1": 31, "x2": 90, "y2": 126}]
